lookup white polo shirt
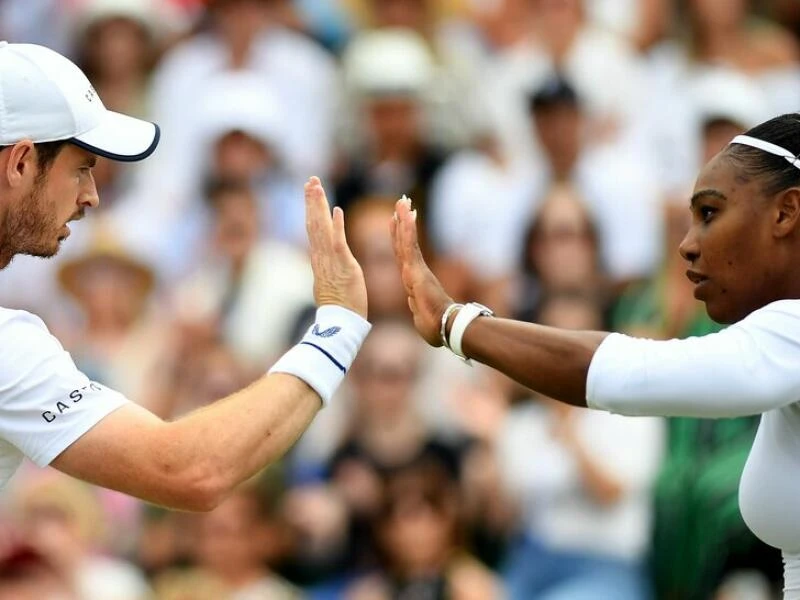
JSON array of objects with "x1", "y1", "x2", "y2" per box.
[
  {"x1": 0, "y1": 308, "x2": 128, "y2": 490},
  {"x1": 587, "y1": 299, "x2": 800, "y2": 598}
]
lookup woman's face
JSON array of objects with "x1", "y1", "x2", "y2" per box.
[{"x1": 679, "y1": 153, "x2": 784, "y2": 323}]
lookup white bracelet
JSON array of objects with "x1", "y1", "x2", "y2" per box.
[
  {"x1": 269, "y1": 305, "x2": 371, "y2": 406},
  {"x1": 447, "y1": 302, "x2": 494, "y2": 363},
  {"x1": 440, "y1": 303, "x2": 463, "y2": 349}
]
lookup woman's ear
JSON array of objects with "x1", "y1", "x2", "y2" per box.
[{"x1": 774, "y1": 187, "x2": 800, "y2": 238}]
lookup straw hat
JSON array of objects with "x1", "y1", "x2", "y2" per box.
[{"x1": 58, "y1": 224, "x2": 156, "y2": 301}]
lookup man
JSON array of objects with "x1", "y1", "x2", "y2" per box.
[{"x1": 0, "y1": 42, "x2": 370, "y2": 511}]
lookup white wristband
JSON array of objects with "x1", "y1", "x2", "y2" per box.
[
  {"x1": 448, "y1": 302, "x2": 494, "y2": 362},
  {"x1": 269, "y1": 305, "x2": 371, "y2": 405}
]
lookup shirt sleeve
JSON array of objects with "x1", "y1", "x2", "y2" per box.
[
  {"x1": 587, "y1": 300, "x2": 800, "y2": 418},
  {"x1": 0, "y1": 311, "x2": 129, "y2": 467}
]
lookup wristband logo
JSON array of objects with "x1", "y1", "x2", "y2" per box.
[{"x1": 312, "y1": 325, "x2": 341, "y2": 338}]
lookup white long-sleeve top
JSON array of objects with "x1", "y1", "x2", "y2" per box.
[{"x1": 587, "y1": 299, "x2": 800, "y2": 598}]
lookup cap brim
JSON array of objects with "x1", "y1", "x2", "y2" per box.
[{"x1": 71, "y1": 110, "x2": 160, "y2": 163}]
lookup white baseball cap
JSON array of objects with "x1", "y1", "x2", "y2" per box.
[{"x1": 0, "y1": 41, "x2": 159, "y2": 161}]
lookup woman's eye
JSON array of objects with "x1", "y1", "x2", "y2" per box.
[{"x1": 700, "y1": 206, "x2": 716, "y2": 223}]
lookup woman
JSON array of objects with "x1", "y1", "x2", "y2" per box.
[{"x1": 390, "y1": 112, "x2": 800, "y2": 598}]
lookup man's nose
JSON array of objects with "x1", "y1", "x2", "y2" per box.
[{"x1": 79, "y1": 172, "x2": 99, "y2": 209}]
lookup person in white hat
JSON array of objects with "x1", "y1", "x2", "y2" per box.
[{"x1": 0, "y1": 43, "x2": 370, "y2": 512}]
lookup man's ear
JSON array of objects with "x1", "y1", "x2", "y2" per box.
[
  {"x1": 774, "y1": 187, "x2": 800, "y2": 238},
  {"x1": 4, "y1": 141, "x2": 36, "y2": 189}
]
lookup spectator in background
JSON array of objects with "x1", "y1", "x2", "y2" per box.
[
  {"x1": 335, "y1": 28, "x2": 450, "y2": 255},
  {"x1": 71, "y1": 0, "x2": 175, "y2": 119},
  {"x1": 346, "y1": 199, "x2": 410, "y2": 321},
  {"x1": 55, "y1": 224, "x2": 168, "y2": 406},
  {"x1": 345, "y1": 0, "x2": 488, "y2": 149},
  {"x1": 344, "y1": 460, "x2": 503, "y2": 600},
  {"x1": 154, "y1": 71, "x2": 308, "y2": 274},
  {"x1": 435, "y1": 74, "x2": 659, "y2": 316},
  {"x1": 12, "y1": 473, "x2": 151, "y2": 600},
  {"x1": 428, "y1": 125, "x2": 535, "y2": 316},
  {"x1": 685, "y1": 0, "x2": 800, "y2": 114},
  {"x1": 524, "y1": 75, "x2": 662, "y2": 288},
  {"x1": 0, "y1": 534, "x2": 78, "y2": 600},
  {"x1": 187, "y1": 480, "x2": 301, "y2": 599},
  {"x1": 514, "y1": 184, "x2": 607, "y2": 322},
  {"x1": 483, "y1": 0, "x2": 648, "y2": 165},
  {"x1": 497, "y1": 292, "x2": 664, "y2": 600},
  {"x1": 613, "y1": 71, "x2": 783, "y2": 600},
  {"x1": 142, "y1": 335, "x2": 258, "y2": 420},
  {"x1": 324, "y1": 320, "x2": 465, "y2": 577},
  {"x1": 643, "y1": 2, "x2": 794, "y2": 192},
  {"x1": 171, "y1": 178, "x2": 313, "y2": 369},
  {"x1": 148, "y1": 0, "x2": 337, "y2": 188}
]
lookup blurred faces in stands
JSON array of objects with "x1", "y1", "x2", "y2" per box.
[
  {"x1": 523, "y1": 184, "x2": 600, "y2": 294},
  {"x1": 367, "y1": 0, "x2": 431, "y2": 31},
  {"x1": 207, "y1": 0, "x2": 272, "y2": 46},
  {"x1": 208, "y1": 179, "x2": 261, "y2": 268},
  {"x1": 530, "y1": 76, "x2": 583, "y2": 179},
  {"x1": 342, "y1": 29, "x2": 434, "y2": 162},
  {"x1": 346, "y1": 199, "x2": 408, "y2": 319},
  {"x1": 690, "y1": 0, "x2": 748, "y2": 31},
  {"x1": 350, "y1": 319, "x2": 423, "y2": 422},
  {"x1": 0, "y1": 539, "x2": 76, "y2": 600}
]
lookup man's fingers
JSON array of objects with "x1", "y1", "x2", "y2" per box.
[
  {"x1": 305, "y1": 176, "x2": 334, "y2": 250},
  {"x1": 332, "y1": 206, "x2": 349, "y2": 254}
]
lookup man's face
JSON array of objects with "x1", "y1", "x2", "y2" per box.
[
  {"x1": 679, "y1": 154, "x2": 779, "y2": 324},
  {"x1": 0, "y1": 144, "x2": 98, "y2": 267},
  {"x1": 534, "y1": 104, "x2": 582, "y2": 174},
  {"x1": 366, "y1": 97, "x2": 422, "y2": 155}
]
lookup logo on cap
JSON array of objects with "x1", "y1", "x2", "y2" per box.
[{"x1": 85, "y1": 86, "x2": 97, "y2": 103}]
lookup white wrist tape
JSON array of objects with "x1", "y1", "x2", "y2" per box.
[{"x1": 269, "y1": 305, "x2": 371, "y2": 405}]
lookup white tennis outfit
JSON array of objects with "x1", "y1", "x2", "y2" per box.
[
  {"x1": 587, "y1": 299, "x2": 800, "y2": 598},
  {"x1": 0, "y1": 308, "x2": 129, "y2": 490}
]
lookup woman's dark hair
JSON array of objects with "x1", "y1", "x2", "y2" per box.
[{"x1": 724, "y1": 113, "x2": 800, "y2": 197}]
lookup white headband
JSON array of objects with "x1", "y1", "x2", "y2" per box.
[{"x1": 729, "y1": 134, "x2": 800, "y2": 170}]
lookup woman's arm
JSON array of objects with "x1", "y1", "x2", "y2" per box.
[
  {"x1": 391, "y1": 197, "x2": 800, "y2": 419},
  {"x1": 460, "y1": 318, "x2": 606, "y2": 407}
]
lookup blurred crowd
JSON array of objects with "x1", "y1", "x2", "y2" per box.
[{"x1": 0, "y1": 0, "x2": 797, "y2": 598}]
